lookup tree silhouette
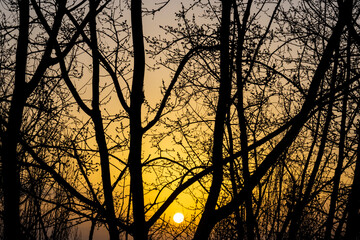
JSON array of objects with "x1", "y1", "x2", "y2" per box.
[{"x1": 1, "y1": 0, "x2": 360, "y2": 239}]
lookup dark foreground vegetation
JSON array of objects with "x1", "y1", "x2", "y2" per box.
[{"x1": 1, "y1": 0, "x2": 360, "y2": 239}]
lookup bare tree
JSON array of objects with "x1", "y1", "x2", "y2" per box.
[{"x1": 2, "y1": 0, "x2": 360, "y2": 239}]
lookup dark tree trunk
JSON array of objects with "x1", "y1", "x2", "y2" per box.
[
  {"x1": 193, "y1": 0, "x2": 231, "y2": 238},
  {"x1": 129, "y1": 0, "x2": 147, "y2": 239},
  {"x1": 1, "y1": 0, "x2": 29, "y2": 239},
  {"x1": 227, "y1": 110, "x2": 245, "y2": 240},
  {"x1": 233, "y1": 0, "x2": 256, "y2": 238},
  {"x1": 89, "y1": 1, "x2": 119, "y2": 239}
]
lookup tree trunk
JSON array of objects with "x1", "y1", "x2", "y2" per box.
[
  {"x1": 233, "y1": 0, "x2": 256, "y2": 237},
  {"x1": 193, "y1": 0, "x2": 231, "y2": 238},
  {"x1": 89, "y1": 1, "x2": 118, "y2": 238},
  {"x1": 129, "y1": 0, "x2": 147, "y2": 239},
  {"x1": 1, "y1": 0, "x2": 29, "y2": 239},
  {"x1": 227, "y1": 111, "x2": 245, "y2": 239}
]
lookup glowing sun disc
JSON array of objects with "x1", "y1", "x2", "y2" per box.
[{"x1": 173, "y1": 212, "x2": 184, "y2": 223}]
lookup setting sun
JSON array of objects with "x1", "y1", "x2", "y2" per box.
[{"x1": 173, "y1": 212, "x2": 184, "y2": 224}]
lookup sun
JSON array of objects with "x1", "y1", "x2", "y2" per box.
[{"x1": 173, "y1": 212, "x2": 184, "y2": 223}]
